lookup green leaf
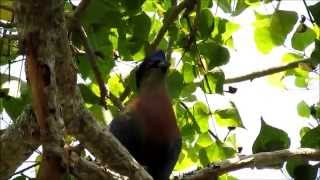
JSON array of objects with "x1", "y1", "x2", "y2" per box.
[
  {"x1": 218, "y1": 174, "x2": 237, "y2": 180},
  {"x1": 233, "y1": 0, "x2": 248, "y2": 16},
  {"x1": 270, "y1": 10, "x2": 298, "y2": 44},
  {"x1": 198, "y1": 9, "x2": 214, "y2": 39},
  {"x1": 3, "y1": 96, "x2": 25, "y2": 121},
  {"x1": 199, "y1": 148, "x2": 210, "y2": 166},
  {"x1": 12, "y1": 176, "x2": 26, "y2": 180},
  {"x1": 214, "y1": 102, "x2": 243, "y2": 128},
  {"x1": 198, "y1": 41, "x2": 230, "y2": 70},
  {"x1": 286, "y1": 157, "x2": 317, "y2": 180},
  {"x1": 167, "y1": 70, "x2": 184, "y2": 99},
  {"x1": 107, "y1": 75, "x2": 125, "y2": 97},
  {"x1": 254, "y1": 11, "x2": 298, "y2": 53},
  {"x1": 297, "y1": 100, "x2": 310, "y2": 118},
  {"x1": 309, "y1": 2, "x2": 320, "y2": 26},
  {"x1": 130, "y1": 12, "x2": 151, "y2": 41},
  {"x1": 300, "y1": 127, "x2": 311, "y2": 138},
  {"x1": 0, "y1": 0, "x2": 13, "y2": 21},
  {"x1": 192, "y1": 101, "x2": 210, "y2": 133},
  {"x1": 182, "y1": 55, "x2": 196, "y2": 83},
  {"x1": 120, "y1": 0, "x2": 145, "y2": 14},
  {"x1": 252, "y1": 119, "x2": 290, "y2": 153},
  {"x1": 291, "y1": 26, "x2": 316, "y2": 51},
  {"x1": 81, "y1": 1, "x2": 121, "y2": 25},
  {"x1": 294, "y1": 76, "x2": 308, "y2": 88},
  {"x1": 180, "y1": 83, "x2": 197, "y2": 101},
  {"x1": 201, "y1": 69, "x2": 225, "y2": 94},
  {"x1": 197, "y1": 132, "x2": 213, "y2": 148},
  {"x1": 301, "y1": 126, "x2": 320, "y2": 148},
  {"x1": 206, "y1": 141, "x2": 236, "y2": 162},
  {"x1": 78, "y1": 84, "x2": 100, "y2": 105},
  {"x1": 282, "y1": 53, "x2": 303, "y2": 63},
  {"x1": 181, "y1": 123, "x2": 195, "y2": 137},
  {"x1": 216, "y1": 0, "x2": 232, "y2": 13},
  {"x1": 310, "y1": 103, "x2": 320, "y2": 120},
  {"x1": 174, "y1": 150, "x2": 196, "y2": 171},
  {"x1": 88, "y1": 104, "x2": 107, "y2": 126}
]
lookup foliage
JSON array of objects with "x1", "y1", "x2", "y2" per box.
[{"x1": 1, "y1": 0, "x2": 320, "y2": 179}]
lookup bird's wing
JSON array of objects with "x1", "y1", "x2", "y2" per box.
[{"x1": 109, "y1": 112, "x2": 144, "y2": 159}]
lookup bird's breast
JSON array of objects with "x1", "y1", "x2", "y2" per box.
[{"x1": 128, "y1": 92, "x2": 180, "y2": 141}]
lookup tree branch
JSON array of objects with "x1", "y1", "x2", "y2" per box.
[
  {"x1": 149, "y1": 0, "x2": 197, "y2": 51},
  {"x1": 0, "y1": 106, "x2": 40, "y2": 179},
  {"x1": 180, "y1": 148, "x2": 320, "y2": 179},
  {"x1": 224, "y1": 59, "x2": 312, "y2": 84},
  {"x1": 77, "y1": 25, "x2": 108, "y2": 109}
]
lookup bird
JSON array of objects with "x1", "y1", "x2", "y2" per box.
[{"x1": 109, "y1": 50, "x2": 182, "y2": 180}]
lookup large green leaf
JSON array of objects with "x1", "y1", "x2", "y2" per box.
[
  {"x1": 198, "y1": 41, "x2": 230, "y2": 70},
  {"x1": 167, "y1": 70, "x2": 184, "y2": 99},
  {"x1": 211, "y1": 17, "x2": 240, "y2": 47},
  {"x1": 286, "y1": 157, "x2": 317, "y2": 180},
  {"x1": 198, "y1": 9, "x2": 214, "y2": 39},
  {"x1": 87, "y1": 26, "x2": 114, "y2": 59},
  {"x1": 299, "y1": 126, "x2": 311, "y2": 138},
  {"x1": 192, "y1": 101, "x2": 210, "y2": 133},
  {"x1": 130, "y1": 12, "x2": 151, "y2": 41},
  {"x1": 297, "y1": 100, "x2": 310, "y2": 118},
  {"x1": 182, "y1": 61, "x2": 196, "y2": 83},
  {"x1": 3, "y1": 96, "x2": 25, "y2": 121},
  {"x1": 120, "y1": 0, "x2": 146, "y2": 15},
  {"x1": 254, "y1": 11, "x2": 298, "y2": 53},
  {"x1": 78, "y1": 84, "x2": 100, "y2": 105},
  {"x1": 310, "y1": 103, "x2": 320, "y2": 120},
  {"x1": 252, "y1": 119, "x2": 290, "y2": 153},
  {"x1": 107, "y1": 75, "x2": 125, "y2": 97},
  {"x1": 309, "y1": 2, "x2": 320, "y2": 26},
  {"x1": 214, "y1": 102, "x2": 243, "y2": 128},
  {"x1": 233, "y1": 0, "x2": 248, "y2": 16},
  {"x1": 81, "y1": 1, "x2": 121, "y2": 25},
  {"x1": 291, "y1": 26, "x2": 316, "y2": 51},
  {"x1": 301, "y1": 126, "x2": 320, "y2": 148},
  {"x1": 201, "y1": 68, "x2": 225, "y2": 94},
  {"x1": 197, "y1": 132, "x2": 214, "y2": 148},
  {"x1": 206, "y1": 141, "x2": 236, "y2": 162}
]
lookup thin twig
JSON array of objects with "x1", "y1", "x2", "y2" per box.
[
  {"x1": 78, "y1": 25, "x2": 108, "y2": 109},
  {"x1": 224, "y1": 59, "x2": 312, "y2": 84},
  {"x1": 11, "y1": 163, "x2": 40, "y2": 177},
  {"x1": 77, "y1": 25, "x2": 124, "y2": 110},
  {"x1": 302, "y1": 0, "x2": 315, "y2": 24},
  {"x1": 149, "y1": 0, "x2": 197, "y2": 51}
]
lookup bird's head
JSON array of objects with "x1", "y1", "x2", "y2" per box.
[{"x1": 136, "y1": 50, "x2": 169, "y2": 89}]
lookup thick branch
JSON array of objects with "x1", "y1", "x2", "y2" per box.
[
  {"x1": 181, "y1": 148, "x2": 320, "y2": 179},
  {"x1": 15, "y1": 1, "x2": 71, "y2": 179},
  {"x1": 0, "y1": 107, "x2": 40, "y2": 179},
  {"x1": 69, "y1": 152, "x2": 118, "y2": 180},
  {"x1": 47, "y1": 3, "x2": 151, "y2": 178},
  {"x1": 149, "y1": 0, "x2": 197, "y2": 51},
  {"x1": 224, "y1": 59, "x2": 311, "y2": 84}
]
